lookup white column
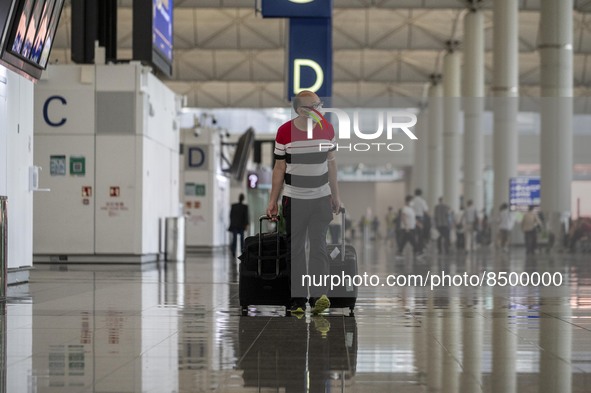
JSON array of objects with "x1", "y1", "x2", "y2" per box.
[
  {"x1": 443, "y1": 49, "x2": 462, "y2": 212},
  {"x1": 413, "y1": 308, "x2": 428, "y2": 385},
  {"x1": 463, "y1": 9, "x2": 485, "y2": 211},
  {"x1": 491, "y1": 294, "x2": 517, "y2": 393},
  {"x1": 492, "y1": 0, "x2": 519, "y2": 214},
  {"x1": 442, "y1": 286, "x2": 461, "y2": 393},
  {"x1": 539, "y1": 0, "x2": 573, "y2": 248},
  {"x1": 412, "y1": 111, "x2": 429, "y2": 197},
  {"x1": 428, "y1": 80, "x2": 444, "y2": 209},
  {"x1": 460, "y1": 292, "x2": 483, "y2": 393},
  {"x1": 426, "y1": 293, "x2": 443, "y2": 392},
  {"x1": 539, "y1": 284, "x2": 572, "y2": 393}
]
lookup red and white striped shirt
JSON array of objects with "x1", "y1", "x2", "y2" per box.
[{"x1": 274, "y1": 120, "x2": 336, "y2": 199}]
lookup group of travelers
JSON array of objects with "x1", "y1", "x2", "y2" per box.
[
  {"x1": 385, "y1": 190, "x2": 494, "y2": 257},
  {"x1": 376, "y1": 189, "x2": 552, "y2": 257}
]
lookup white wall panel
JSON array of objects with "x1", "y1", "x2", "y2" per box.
[
  {"x1": 0, "y1": 68, "x2": 7, "y2": 195},
  {"x1": 94, "y1": 135, "x2": 139, "y2": 254},
  {"x1": 95, "y1": 64, "x2": 138, "y2": 92},
  {"x1": 33, "y1": 135, "x2": 96, "y2": 254},
  {"x1": 34, "y1": 64, "x2": 180, "y2": 261},
  {"x1": 141, "y1": 138, "x2": 180, "y2": 254},
  {"x1": 1, "y1": 68, "x2": 34, "y2": 269},
  {"x1": 35, "y1": 65, "x2": 96, "y2": 137},
  {"x1": 182, "y1": 128, "x2": 229, "y2": 248}
]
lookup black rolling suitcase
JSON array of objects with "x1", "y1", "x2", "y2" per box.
[
  {"x1": 238, "y1": 215, "x2": 291, "y2": 315},
  {"x1": 327, "y1": 208, "x2": 358, "y2": 314}
]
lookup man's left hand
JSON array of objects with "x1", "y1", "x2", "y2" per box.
[{"x1": 331, "y1": 196, "x2": 341, "y2": 214}]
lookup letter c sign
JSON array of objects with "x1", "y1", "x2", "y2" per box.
[{"x1": 43, "y1": 95, "x2": 67, "y2": 127}]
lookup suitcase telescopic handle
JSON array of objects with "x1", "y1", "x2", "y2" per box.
[
  {"x1": 339, "y1": 207, "x2": 346, "y2": 262},
  {"x1": 258, "y1": 215, "x2": 281, "y2": 278}
]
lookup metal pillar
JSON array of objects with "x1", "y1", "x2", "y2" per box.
[
  {"x1": 443, "y1": 46, "x2": 462, "y2": 212},
  {"x1": 492, "y1": 0, "x2": 519, "y2": 214},
  {"x1": 428, "y1": 77, "x2": 444, "y2": 209},
  {"x1": 539, "y1": 0, "x2": 573, "y2": 249},
  {"x1": 463, "y1": 8, "x2": 485, "y2": 211}
]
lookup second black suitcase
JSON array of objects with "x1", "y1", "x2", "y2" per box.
[
  {"x1": 327, "y1": 208, "x2": 358, "y2": 314},
  {"x1": 238, "y1": 216, "x2": 291, "y2": 315}
]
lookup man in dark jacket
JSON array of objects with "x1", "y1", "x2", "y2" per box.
[
  {"x1": 434, "y1": 197, "x2": 451, "y2": 254},
  {"x1": 229, "y1": 193, "x2": 249, "y2": 257}
]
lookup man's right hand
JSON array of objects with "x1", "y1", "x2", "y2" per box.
[{"x1": 266, "y1": 201, "x2": 278, "y2": 221}]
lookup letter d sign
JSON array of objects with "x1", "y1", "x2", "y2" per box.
[
  {"x1": 288, "y1": 18, "x2": 332, "y2": 100},
  {"x1": 293, "y1": 59, "x2": 324, "y2": 94}
]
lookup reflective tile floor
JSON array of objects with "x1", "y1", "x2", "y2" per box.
[{"x1": 2, "y1": 241, "x2": 591, "y2": 392}]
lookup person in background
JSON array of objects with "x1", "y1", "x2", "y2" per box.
[
  {"x1": 497, "y1": 203, "x2": 515, "y2": 252},
  {"x1": 358, "y1": 216, "x2": 367, "y2": 242},
  {"x1": 455, "y1": 205, "x2": 465, "y2": 251},
  {"x1": 434, "y1": 197, "x2": 451, "y2": 255},
  {"x1": 348, "y1": 216, "x2": 356, "y2": 240},
  {"x1": 397, "y1": 195, "x2": 421, "y2": 258},
  {"x1": 385, "y1": 206, "x2": 397, "y2": 247},
  {"x1": 371, "y1": 216, "x2": 380, "y2": 240},
  {"x1": 479, "y1": 211, "x2": 492, "y2": 246},
  {"x1": 566, "y1": 217, "x2": 591, "y2": 253},
  {"x1": 521, "y1": 205, "x2": 542, "y2": 255},
  {"x1": 421, "y1": 212, "x2": 432, "y2": 251},
  {"x1": 394, "y1": 207, "x2": 404, "y2": 252},
  {"x1": 413, "y1": 188, "x2": 429, "y2": 252},
  {"x1": 228, "y1": 193, "x2": 249, "y2": 258},
  {"x1": 463, "y1": 200, "x2": 479, "y2": 252}
]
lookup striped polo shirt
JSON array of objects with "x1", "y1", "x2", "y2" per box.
[{"x1": 274, "y1": 119, "x2": 336, "y2": 199}]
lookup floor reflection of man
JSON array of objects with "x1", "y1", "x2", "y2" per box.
[{"x1": 237, "y1": 315, "x2": 357, "y2": 392}]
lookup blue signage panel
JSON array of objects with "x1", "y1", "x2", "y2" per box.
[
  {"x1": 287, "y1": 17, "x2": 332, "y2": 100},
  {"x1": 153, "y1": 0, "x2": 173, "y2": 62},
  {"x1": 261, "y1": 0, "x2": 332, "y2": 18},
  {"x1": 509, "y1": 176, "x2": 541, "y2": 210}
]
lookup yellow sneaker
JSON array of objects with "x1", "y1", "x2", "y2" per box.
[
  {"x1": 311, "y1": 294, "x2": 330, "y2": 315},
  {"x1": 290, "y1": 305, "x2": 305, "y2": 316}
]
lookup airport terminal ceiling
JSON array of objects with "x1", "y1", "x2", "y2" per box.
[{"x1": 48, "y1": 0, "x2": 591, "y2": 108}]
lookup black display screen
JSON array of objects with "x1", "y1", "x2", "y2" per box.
[{"x1": 0, "y1": 0, "x2": 65, "y2": 80}]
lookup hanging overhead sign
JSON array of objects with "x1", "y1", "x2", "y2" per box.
[
  {"x1": 509, "y1": 176, "x2": 541, "y2": 211},
  {"x1": 260, "y1": 0, "x2": 332, "y2": 18},
  {"x1": 287, "y1": 17, "x2": 332, "y2": 100}
]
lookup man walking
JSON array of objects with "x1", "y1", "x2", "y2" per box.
[
  {"x1": 228, "y1": 193, "x2": 249, "y2": 257},
  {"x1": 521, "y1": 205, "x2": 542, "y2": 255},
  {"x1": 463, "y1": 200, "x2": 478, "y2": 252},
  {"x1": 413, "y1": 188, "x2": 429, "y2": 252},
  {"x1": 266, "y1": 90, "x2": 341, "y2": 315},
  {"x1": 497, "y1": 203, "x2": 515, "y2": 251},
  {"x1": 397, "y1": 195, "x2": 420, "y2": 258}
]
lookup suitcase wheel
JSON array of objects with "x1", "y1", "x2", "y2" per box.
[
  {"x1": 241, "y1": 306, "x2": 248, "y2": 316},
  {"x1": 349, "y1": 307, "x2": 355, "y2": 317}
]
